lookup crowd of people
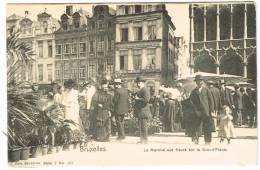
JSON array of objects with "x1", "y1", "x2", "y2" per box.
[{"x1": 30, "y1": 74, "x2": 257, "y2": 145}]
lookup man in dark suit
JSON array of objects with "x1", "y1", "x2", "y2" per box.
[
  {"x1": 233, "y1": 85, "x2": 243, "y2": 126},
  {"x1": 207, "y1": 80, "x2": 222, "y2": 130},
  {"x1": 219, "y1": 79, "x2": 234, "y2": 110},
  {"x1": 113, "y1": 78, "x2": 129, "y2": 140},
  {"x1": 134, "y1": 76, "x2": 151, "y2": 144},
  {"x1": 190, "y1": 75, "x2": 214, "y2": 145}
]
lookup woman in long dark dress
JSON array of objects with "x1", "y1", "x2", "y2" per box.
[{"x1": 91, "y1": 80, "x2": 113, "y2": 142}]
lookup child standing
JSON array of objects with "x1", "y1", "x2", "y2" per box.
[{"x1": 218, "y1": 105, "x2": 236, "y2": 144}]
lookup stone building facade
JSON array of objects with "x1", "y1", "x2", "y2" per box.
[
  {"x1": 189, "y1": 2, "x2": 256, "y2": 83},
  {"x1": 86, "y1": 5, "x2": 116, "y2": 79},
  {"x1": 115, "y1": 4, "x2": 176, "y2": 92},
  {"x1": 54, "y1": 6, "x2": 89, "y2": 84}
]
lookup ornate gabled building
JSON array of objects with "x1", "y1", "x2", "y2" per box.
[
  {"x1": 54, "y1": 6, "x2": 90, "y2": 84},
  {"x1": 34, "y1": 9, "x2": 60, "y2": 87},
  {"x1": 86, "y1": 5, "x2": 116, "y2": 79},
  {"x1": 7, "y1": 12, "x2": 35, "y2": 84},
  {"x1": 115, "y1": 4, "x2": 176, "y2": 93},
  {"x1": 189, "y1": 2, "x2": 256, "y2": 83}
]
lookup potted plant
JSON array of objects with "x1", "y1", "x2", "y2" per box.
[{"x1": 71, "y1": 130, "x2": 83, "y2": 149}]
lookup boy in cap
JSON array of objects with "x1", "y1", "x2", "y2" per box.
[{"x1": 134, "y1": 76, "x2": 152, "y2": 144}]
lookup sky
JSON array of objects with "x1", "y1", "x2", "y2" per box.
[{"x1": 6, "y1": 3, "x2": 190, "y2": 45}]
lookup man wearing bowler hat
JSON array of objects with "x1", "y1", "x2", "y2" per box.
[
  {"x1": 190, "y1": 74, "x2": 214, "y2": 145},
  {"x1": 113, "y1": 78, "x2": 129, "y2": 140},
  {"x1": 134, "y1": 76, "x2": 151, "y2": 144},
  {"x1": 207, "y1": 80, "x2": 222, "y2": 131}
]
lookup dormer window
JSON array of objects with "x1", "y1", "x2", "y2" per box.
[
  {"x1": 98, "y1": 15, "x2": 104, "y2": 29},
  {"x1": 72, "y1": 12, "x2": 81, "y2": 29},
  {"x1": 74, "y1": 18, "x2": 80, "y2": 28},
  {"x1": 62, "y1": 20, "x2": 68, "y2": 30}
]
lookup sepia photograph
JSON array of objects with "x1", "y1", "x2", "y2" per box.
[{"x1": 2, "y1": 0, "x2": 258, "y2": 167}]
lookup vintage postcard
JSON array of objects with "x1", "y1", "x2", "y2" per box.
[{"x1": 4, "y1": 0, "x2": 258, "y2": 167}]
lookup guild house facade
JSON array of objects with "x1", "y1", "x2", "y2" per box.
[
  {"x1": 189, "y1": 2, "x2": 256, "y2": 83},
  {"x1": 114, "y1": 4, "x2": 177, "y2": 92},
  {"x1": 86, "y1": 5, "x2": 116, "y2": 79},
  {"x1": 54, "y1": 6, "x2": 90, "y2": 84},
  {"x1": 6, "y1": 9, "x2": 59, "y2": 87},
  {"x1": 7, "y1": 4, "x2": 188, "y2": 92}
]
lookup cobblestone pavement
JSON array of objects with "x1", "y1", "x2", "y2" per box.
[{"x1": 9, "y1": 128, "x2": 258, "y2": 167}]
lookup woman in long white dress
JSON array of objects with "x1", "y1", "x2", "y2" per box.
[{"x1": 61, "y1": 79, "x2": 83, "y2": 131}]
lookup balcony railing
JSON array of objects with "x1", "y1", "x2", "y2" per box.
[{"x1": 115, "y1": 68, "x2": 161, "y2": 74}]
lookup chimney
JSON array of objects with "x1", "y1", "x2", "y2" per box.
[
  {"x1": 25, "y1": 10, "x2": 29, "y2": 18},
  {"x1": 66, "y1": 5, "x2": 73, "y2": 16}
]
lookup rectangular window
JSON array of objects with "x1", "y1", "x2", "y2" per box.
[
  {"x1": 119, "y1": 50, "x2": 128, "y2": 70},
  {"x1": 135, "y1": 5, "x2": 142, "y2": 13},
  {"x1": 47, "y1": 64, "x2": 53, "y2": 82},
  {"x1": 97, "y1": 36, "x2": 104, "y2": 52},
  {"x1": 147, "y1": 5, "x2": 153, "y2": 12},
  {"x1": 56, "y1": 45, "x2": 62, "y2": 55},
  {"x1": 90, "y1": 40, "x2": 94, "y2": 53},
  {"x1": 38, "y1": 64, "x2": 43, "y2": 81},
  {"x1": 89, "y1": 60, "x2": 96, "y2": 78},
  {"x1": 125, "y1": 6, "x2": 129, "y2": 14},
  {"x1": 64, "y1": 62, "x2": 70, "y2": 79},
  {"x1": 79, "y1": 68, "x2": 86, "y2": 78},
  {"x1": 121, "y1": 28, "x2": 128, "y2": 42},
  {"x1": 48, "y1": 41, "x2": 52, "y2": 57},
  {"x1": 107, "y1": 59, "x2": 113, "y2": 74},
  {"x1": 133, "y1": 49, "x2": 142, "y2": 70},
  {"x1": 120, "y1": 55, "x2": 125, "y2": 70},
  {"x1": 71, "y1": 43, "x2": 77, "y2": 54},
  {"x1": 55, "y1": 69, "x2": 61, "y2": 80},
  {"x1": 71, "y1": 69, "x2": 78, "y2": 79},
  {"x1": 147, "y1": 48, "x2": 156, "y2": 69},
  {"x1": 79, "y1": 43, "x2": 86, "y2": 52},
  {"x1": 64, "y1": 44, "x2": 70, "y2": 54},
  {"x1": 148, "y1": 24, "x2": 157, "y2": 40},
  {"x1": 98, "y1": 21, "x2": 104, "y2": 29},
  {"x1": 38, "y1": 41, "x2": 43, "y2": 58},
  {"x1": 134, "y1": 27, "x2": 142, "y2": 40}
]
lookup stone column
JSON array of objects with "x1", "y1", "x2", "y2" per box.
[
  {"x1": 129, "y1": 22, "x2": 134, "y2": 41},
  {"x1": 128, "y1": 49, "x2": 133, "y2": 70},
  {"x1": 115, "y1": 50, "x2": 120, "y2": 71},
  {"x1": 243, "y1": 62, "x2": 247, "y2": 78},
  {"x1": 230, "y1": 4, "x2": 233, "y2": 40},
  {"x1": 142, "y1": 48, "x2": 147, "y2": 69},
  {"x1": 203, "y1": 4, "x2": 207, "y2": 43},
  {"x1": 190, "y1": 4, "x2": 195, "y2": 74},
  {"x1": 116, "y1": 23, "x2": 120, "y2": 42},
  {"x1": 143, "y1": 20, "x2": 148, "y2": 40},
  {"x1": 243, "y1": 4, "x2": 248, "y2": 78},
  {"x1": 216, "y1": 4, "x2": 220, "y2": 74}
]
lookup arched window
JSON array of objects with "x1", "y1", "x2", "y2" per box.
[
  {"x1": 233, "y1": 4, "x2": 244, "y2": 39},
  {"x1": 219, "y1": 5, "x2": 231, "y2": 40},
  {"x1": 206, "y1": 5, "x2": 217, "y2": 41},
  {"x1": 247, "y1": 4, "x2": 256, "y2": 38},
  {"x1": 194, "y1": 6, "x2": 204, "y2": 42}
]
